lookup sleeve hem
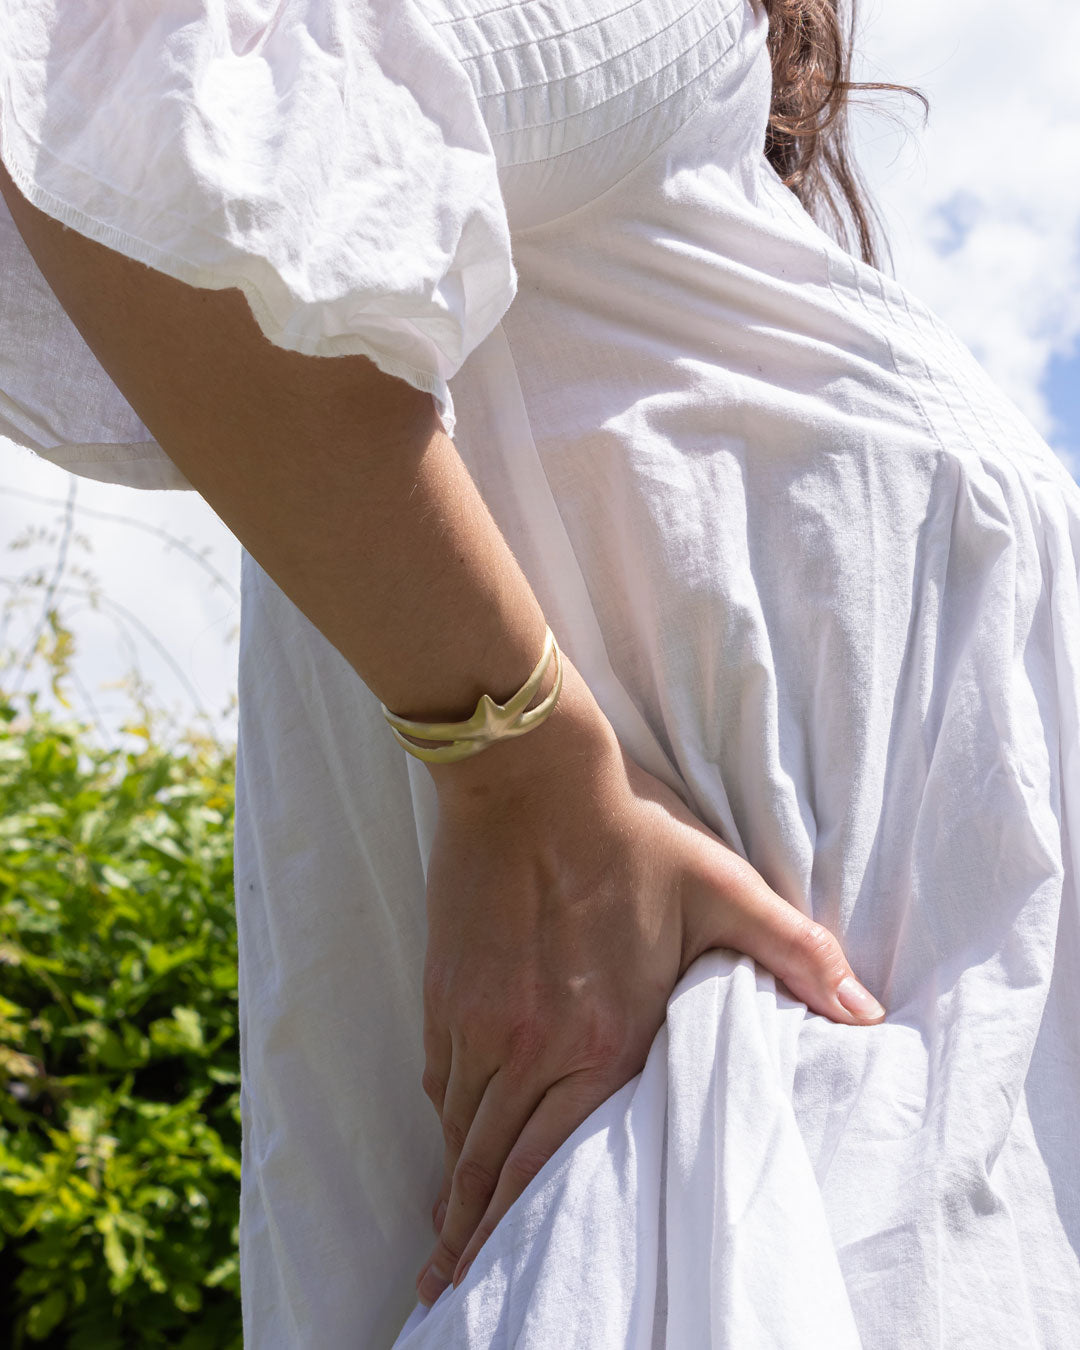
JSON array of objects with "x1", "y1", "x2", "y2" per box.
[
  {"x1": 0, "y1": 136, "x2": 458, "y2": 441},
  {"x1": 1, "y1": 434, "x2": 194, "y2": 490}
]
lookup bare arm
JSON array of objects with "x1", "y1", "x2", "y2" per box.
[
  {"x1": 0, "y1": 159, "x2": 886, "y2": 1308},
  {"x1": 0, "y1": 159, "x2": 598, "y2": 793}
]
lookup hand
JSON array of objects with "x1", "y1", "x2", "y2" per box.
[{"x1": 414, "y1": 670, "x2": 885, "y2": 1307}]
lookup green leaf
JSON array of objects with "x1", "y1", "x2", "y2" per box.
[
  {"x1": 71, "y1": 991, "x2": 106, "y2": 1016},
  {"x1": 204, "y1": 1253, "x2": 239, "y2": 1288},
  {"x1": 146, "y1": 941, "x2": 204, "y2": 978},
  {"x1": 173, "y1": 1283, "x2": 203, "y2": 1314},
  {"x1": 25, "y1": 1288, "x2": 67, "y2": 1339},
  {"x1": 171, "y1": 1006, "x2": 204, "y2": 1051},
  {"x1": 1, "y1": 696, "x2": 241, "y2": 1342},
  {"x1": 98, "y1": 864, "x2": 133, "y2": 892},
  {"x1": 97, "y1": 1213, "x2": 130, "y2": 1281}
]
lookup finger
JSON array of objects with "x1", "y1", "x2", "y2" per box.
[
  {"x1": 440, "y1": 1033, "x2": 492, "y2": 1192},
  {"x1": 682, "y1": 850, "x2": 887, "y2": 1026},
  {"x1": 421, "y1": 1035, "x2": 491, "y2": 1267},
  {"x1": 421, "y1": 1005, "x2": 453, "y2": 1234},
  {"x1": 450, "y1": 1073, "x2": 606, "y2": 1291},
  {"x1": 417, "y1": 1071, "x2": 540, "y2": 1307}
]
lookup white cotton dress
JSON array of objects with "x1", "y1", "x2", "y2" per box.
[{"x1": 2, "y1": 1, "x2": 1080, "y2": 1346}]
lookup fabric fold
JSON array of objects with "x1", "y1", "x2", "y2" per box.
[{"x1": 0, "y1": 0, "x2": 518, "y2": 482}]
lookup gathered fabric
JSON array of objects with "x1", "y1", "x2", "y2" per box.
[{"x1": 2, "y1": 2, "x2": 1078, "y2": 1345}]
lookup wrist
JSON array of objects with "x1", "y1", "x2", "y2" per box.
[{"x1": 423, "y1": 654, "x2": 619, "y2": 810}]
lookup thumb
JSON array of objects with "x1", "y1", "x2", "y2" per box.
[{"x1": 680, "y1": 849, "x2": 887, "y2": 1026}]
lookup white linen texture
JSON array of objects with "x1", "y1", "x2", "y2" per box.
[{"x1": 2, "y1": 2, "x2": 1079, "y2": 1347}]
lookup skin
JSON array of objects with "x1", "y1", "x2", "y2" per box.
[{"x1": 0, "y1": 158, "x2": 886, "y2": 1310}]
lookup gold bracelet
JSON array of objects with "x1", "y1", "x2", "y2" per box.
[{"x1": 379, "y1": 625, "x2": 564, "y2": 764}]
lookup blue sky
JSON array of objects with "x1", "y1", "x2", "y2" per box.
[{"x1": 1046, "y1": 347, "x2": 1080, "y2": 474}]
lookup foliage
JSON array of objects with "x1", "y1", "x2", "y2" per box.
[{"x1": 0, "y1": 695, "x2": 241, "y2": 1347}]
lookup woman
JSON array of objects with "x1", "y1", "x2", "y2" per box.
[{"x1": 1, "y1": 1, "x2": 1077, "y2": 1345}]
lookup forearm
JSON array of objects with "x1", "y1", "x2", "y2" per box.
[
  {"x1": 0, "y1": 162, "x2": 607, "y2": 794},
  {"x1": 168, "y1": 388, "x2": 609, "y2": 795},
  {"x1": 253, "y1": 419, "x2": 543, "y2": 723},
  {"x1": 198, "y1": 416, "x2": 607, "y2": 796}
]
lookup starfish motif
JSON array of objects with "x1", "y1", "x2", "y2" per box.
[
  {"x1": 473, "y1": 690, "x2": 522, "y2": 740},
  {"x1": 380, "y1": 629, "x2": 564, "y2": 763}
]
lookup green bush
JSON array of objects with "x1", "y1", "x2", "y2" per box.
[{"x1": 0, "y1": 697, "x2": 242, "y2": 1348}]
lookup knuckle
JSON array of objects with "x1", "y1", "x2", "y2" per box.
[
  {"x1": 430, "y1": 1234, "x2": 463, "y2": 1273},
  {"x1": 575, "y1": 1010, "x2": 625, "y2": 1073},
  {"x1": 504, "y1": 1140, "x2": 555, "y2": 1190},
  {"x1": 455, "y1": 1001, "x2": 495, "y2": 1053},
  {"x1": 421, "y1": 1068, "x2": 446, "y2": 1107},
  {"x1": 787, "y1": 919, "x2": 843, "y2": 973},
  {"x1": 503, "y1": 1015, "x2": 547, "y2": 1076},
  {"x1": 442, "y1": 1116, "x2": 468, "y2": 1154},
  {"x1": 453, "y1": 1155, "x2": 499, "y2": 1205}
]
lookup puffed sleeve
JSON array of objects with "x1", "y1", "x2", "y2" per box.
[{"x1": 0, "y1": 0, "x2": 517, "y2": 487}]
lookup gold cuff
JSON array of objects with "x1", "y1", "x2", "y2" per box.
[{"x1": 379, "y1": 625, "x2": 564, "y2": 764}]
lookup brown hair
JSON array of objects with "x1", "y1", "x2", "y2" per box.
[{"x1": 761, "y1": 0, "x2": 928, "y2": 269}]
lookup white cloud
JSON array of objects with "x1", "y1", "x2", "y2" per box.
[{"x1": 850, "y1": 0, "x2": 1080, "y2": 440}]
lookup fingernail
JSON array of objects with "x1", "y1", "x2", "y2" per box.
[
  {"x1": 836, "y1": 976, "x2": 886, "y2": 1021},
  {"x1": 433, "y1": 1200, "x2": 447, "y2": 1234},
  {"x1": 454, "y1": 1259, "x2": 473, "y2": 1289}
]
